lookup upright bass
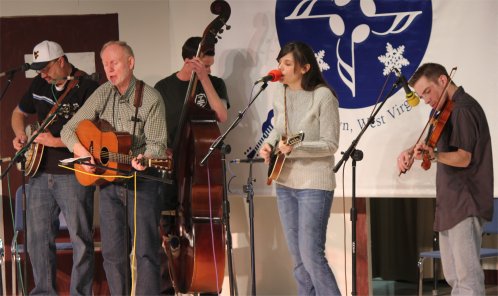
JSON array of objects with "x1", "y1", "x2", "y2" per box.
[{"x1": 165, "y1": 0, "x2": 231, "y2": 294}]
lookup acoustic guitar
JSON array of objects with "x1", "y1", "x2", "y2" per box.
[
  {"x1": 267, "y1": 131, "x2": 305, "y2": 185},
  {"x1": 74, "y1": 119, "x2": 172, "y2": 186}
]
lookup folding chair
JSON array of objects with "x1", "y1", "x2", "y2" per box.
[{"x1": 417, "y1": 198, "x2": 498, "y2": 296}]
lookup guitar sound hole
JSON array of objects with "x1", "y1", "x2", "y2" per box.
[{"x1": 100, "y1": 147, "x2": 109, "y2": 165}]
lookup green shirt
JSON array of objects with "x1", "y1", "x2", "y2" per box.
[{"x1": 61, "y1": 76, "x2": 167, "y2": 158}]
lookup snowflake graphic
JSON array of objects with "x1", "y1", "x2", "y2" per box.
[
  {"x1": 378, "y1": 43, "x2": 410, "y2": 76},
  {"x1": 315, "y1": 50, "x2": 330, "y2": 72}
]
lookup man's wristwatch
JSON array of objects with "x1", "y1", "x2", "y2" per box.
[{"x1": 430, "y1": 150, "x2": 438, "y2": 163}]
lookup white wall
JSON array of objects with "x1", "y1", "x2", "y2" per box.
[
  {"x1": 2, "y1": 2, "x2": 497, "y2": 295},
  {"x1": 1, "y1": 1, "x2": 355, "y2": 295}
]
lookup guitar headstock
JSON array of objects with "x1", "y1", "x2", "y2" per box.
[
  {"x1": 146, "y1": 158, "x2": 173, "y2": 173},
  {"x1": 57, "y1": 103, "x2": 80, "y2": 119}
]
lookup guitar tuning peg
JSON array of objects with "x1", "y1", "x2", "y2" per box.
[
  {"x1": 219, "y1": 28, "x2": 224, "y2": 34},
  {"x1": 226, "y1": 25, "x2": 231, "y2": 30}
]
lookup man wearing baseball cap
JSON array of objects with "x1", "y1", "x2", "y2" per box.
[
  {"x1": 30, "y1": 40, "x2": 65, "y2": 71},
  {"x1": 11, "y1": 40, "x2": 98, "y2": 295}
]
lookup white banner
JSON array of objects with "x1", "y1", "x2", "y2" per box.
[{"x1": 208, "y1": 0, "x2": 498, "y2": 198}]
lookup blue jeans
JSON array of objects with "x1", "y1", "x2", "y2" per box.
[
  {"x1": 439, "y1": 217, "x2": 485, "y2": 296},
  {"x1": 99, "y1": 179, "x2": 161, "y2": 295},
  {"x1": 276, "y1": 184, "x2": 341, "y2": 296},
  {"x1": 27, "y1": 173, "x2": 94, "y2": 295}
]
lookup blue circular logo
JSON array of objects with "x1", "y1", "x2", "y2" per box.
[{"x1": 275, "y1": 0, "x2": 432, "y2": 109}]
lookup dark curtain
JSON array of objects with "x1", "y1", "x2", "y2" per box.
[{"x1": 370, "y1": 198, "x2": 435, "y2": 282}]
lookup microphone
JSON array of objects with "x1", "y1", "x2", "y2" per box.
[
  {"x1": 54, "y1": 73, "x2": 100, "y2": 82},
  {"x1": 0, "y1": 63, "x2": 31, "y2": 78},
  {"x1": 394, "y1": 68, "x2": 420, "y2": 107},
  {"x1": 254, "y1": 69, "x2": 282, "y2": 84},
  {"x1": 230, "y1": 158, "x2": 265, "y2": 163}
]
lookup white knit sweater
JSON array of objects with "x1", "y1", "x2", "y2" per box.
[{"x1": 265, "y1": 84, "x2": 340, "y2": 191}]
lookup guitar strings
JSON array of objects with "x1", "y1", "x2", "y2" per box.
[{"x1": 58, "y1": 164, "x2": 135, "y2": 180}]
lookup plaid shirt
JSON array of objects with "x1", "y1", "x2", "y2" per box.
[{"x1": 61, "y1": 76, "x2": 167, "y2": 158}]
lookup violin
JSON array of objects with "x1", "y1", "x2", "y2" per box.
[{"x1": 400, "y1": 67, "x2": 457, "y2": 175}]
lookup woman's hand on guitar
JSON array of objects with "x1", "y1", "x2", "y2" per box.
[
  {"x1": 278, "y1": 140, "x2": 293, "y2": 155},
  {"x1": 13, "y1": 134, "x2": 27, "y2": 151},
  {"x1": 132, "y1": 154, "x2": 147, "y2": 171},
  {"x1": 259, "y1": 143, "x2": 272, "y2": 164}
]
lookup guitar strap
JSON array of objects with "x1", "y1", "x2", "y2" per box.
[
  {"x1": 46, "y1": 69, "x2": 86, "y2": 119},
  {"x1": 284, "y1": 85, "x2": 288, "y2": 137},
  {"x1": 131, "y1": 80, "x2": 144, "y2": 149}
]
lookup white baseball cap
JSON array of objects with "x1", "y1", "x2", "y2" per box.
[{"x1": 31, "y1": 40, "x2": 65, "y2": 70}]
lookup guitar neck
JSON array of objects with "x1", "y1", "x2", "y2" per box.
[{"x1": 107, "y1": 151, "x2": 148, "y2": 167}]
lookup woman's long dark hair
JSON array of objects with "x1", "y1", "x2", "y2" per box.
[{"x1": 277, "y1": 41, "x2": 333, "y2": 93}]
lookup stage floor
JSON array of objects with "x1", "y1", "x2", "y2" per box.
[{"x1": 372, "y1": 277, "x2": 498, "y2": 296}]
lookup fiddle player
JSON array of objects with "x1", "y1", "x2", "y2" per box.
[
  {"x1": 61, "y1": 41, "x2": 167, "y2": 295},
  {"x1": 397, "y1": 63, "x2": 493, "y2": 295},
  {"x1": 154, "y1": 36, "x2": 230, "y2": 294}
]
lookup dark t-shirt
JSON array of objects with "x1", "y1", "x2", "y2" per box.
[
  {"x1": 154, "y1": 72, "x2": 230, "y2": 209},
  {"x1": 154, "y1": 72, "x2": 229, "y2": 147},
  {"x1": 434, "y1": 86, "x2": 494, "y2": 231},
  {"x1": 19, "y1": 67, "x2": 99, "y2": 174}
]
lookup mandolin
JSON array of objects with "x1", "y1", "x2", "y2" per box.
[{"x1": 267, "y1": 131, "x2": 305, "y2": 185}]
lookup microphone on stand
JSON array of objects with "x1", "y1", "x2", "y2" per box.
[
  {"x1": 230, "y1": 158, "x2": 265, "y2": 163},
  {"x1": 254, "y1": 69, "x2": 282, "y2": 84},
  {"x1": 394, "y1": 68, "x2": 420, "y2": 107},
  {"x1": 0, "y1": 63, "x2": 31, "y2": 78}
]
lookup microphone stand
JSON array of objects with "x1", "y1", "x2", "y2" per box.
[
  {"x1": 241, "y1": 159, "x2": 257, "y2": 296},
  {"x1": 1, "y1": 70, "x2": 29, "y2": 293},
  {"x1": 200, "y1": 82, "x2": 270, "y2": 296},
  {"x1": 0, "y1": 238, "x2": 3, "y2": 294},
  {"x1": 333, "y1": 75, "x2": 400, "y2": 296},
  {"x1": 0, "y1": 68, "x2": 19, "y2": 102},
  {"x1": 1, "y1": 102, "x2": 65, "y2": 295}
]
